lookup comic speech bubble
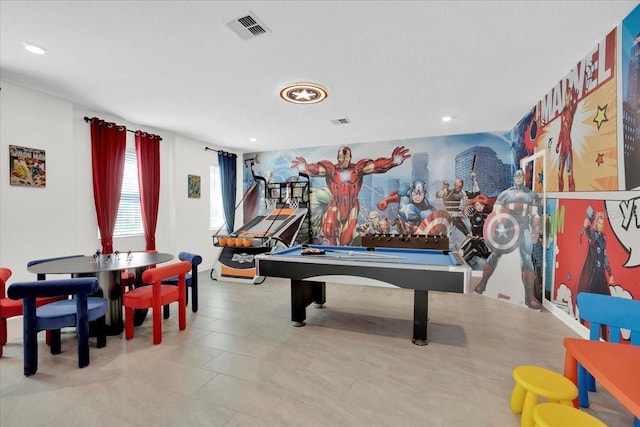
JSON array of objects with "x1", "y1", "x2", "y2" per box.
[{"x1": 605, "y1": 197, "x2": 640, "y2": 267}]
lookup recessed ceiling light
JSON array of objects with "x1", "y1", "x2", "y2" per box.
[
  {"x1": 23, "y1": 43, "x2": 47, "y2": 55},
  {"x1": 249, "y1": 137, "x2": 257, "y2": 142},
  {"x1": 279, "y1": 83, "x2": 328, "y2": 104},
  {"x1": 441, "y1": 116, "x2": 453, "y2": 122}
]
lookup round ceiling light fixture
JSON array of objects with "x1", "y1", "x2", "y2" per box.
[{"x1": 279, "y1": 83, "x2": 328, "y2": 104}]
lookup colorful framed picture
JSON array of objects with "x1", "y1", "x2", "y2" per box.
[
  {"x1": 9, "y1": 145, "x2": 46, "y2": 187},
  {"x1": 188, "y1": 174, "x2": 201, "y2": 198}
]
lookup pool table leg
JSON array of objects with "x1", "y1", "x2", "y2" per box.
[
  {"x1": 412, "y1": 290, "x2": 429, "y2": 346},
  {"x1": 291, "y1": 280, "x2": 326, "y2": 327}
]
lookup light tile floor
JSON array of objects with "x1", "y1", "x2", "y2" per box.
[{"x1": 0, "y1": 273, "x2": 633, "y2": 426}]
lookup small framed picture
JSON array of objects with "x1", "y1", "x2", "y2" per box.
[
  {"x1": 188, "y1": 174, "x2": 201, "y2": 198},
  {"x1": 9, "y1": 145, "x2": 46, "y2": 187}
]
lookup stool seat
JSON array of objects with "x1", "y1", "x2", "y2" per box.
[
  {"x1": 511, "y1": 365, "x2": 578, "y2": 427},
  {"x1": 533, "y1": 402, "x2": 607, "y2": 427}
]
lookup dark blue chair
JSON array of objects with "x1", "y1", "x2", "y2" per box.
[
  {"x1": 576, "y1": 292, "x2": 640, "y2": 426},
  {"x1": 7, "y1": 278, "x2": 108, "y2": 376},
  {"x1": 162, "y1": 252, "x2": 202, "y2": 319},
  {"x1": 27, "y1": 255, "x2": 85, "y2": 280}
]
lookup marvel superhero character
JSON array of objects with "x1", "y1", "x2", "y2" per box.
[
  {"x1": 435, "y1": 171, "x2": 480, "y2": 235},
  {"x1": 474, "y1": 169, "x2": 542, "y2": 309},
  {"x1": 376, "y1": 179, "x2": 437, "y2": 234},
  {"x1": 291, "y1": 146, "x2": 410, "y2": 245},
  {"x1": 556, "y1": 86, "x2": 579, "y2": 191},
  {"x1": 460, "y1": 194, "x2": 491, "y2": 263}
]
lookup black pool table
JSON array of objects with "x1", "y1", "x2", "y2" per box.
[{"x1": 255, "y1": 245, "x2": 471, "y2": 345}]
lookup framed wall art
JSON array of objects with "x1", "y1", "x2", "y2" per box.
[
  {"x1": 188, "y1": 174, "x2": 201, "y2": 198},
  {"x1": 9, "y1": 145, "x2": 46, "y2": 187}
]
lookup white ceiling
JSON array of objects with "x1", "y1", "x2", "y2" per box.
[{"x1": 1, "y1": 1, "x2": 638, "y2": 152}]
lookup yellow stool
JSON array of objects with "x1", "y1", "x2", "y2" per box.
[
  {"x1": 510, "y1": 365, "x2": 578, "y2": 427},
  {"x1": 533, "y1": 402, "x2": 608, "y2": 427}
]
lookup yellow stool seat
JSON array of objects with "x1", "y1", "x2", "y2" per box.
[
  {"x1": 533, "y1": 402, "x2": 607, "y2": 427},
  {"x1": 510, "y1": 365, "x2": 578, "y2": 427}
]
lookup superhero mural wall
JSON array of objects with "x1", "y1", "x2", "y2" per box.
[
  {"x1": 243, "y1": 132, "x2": 520, "y2": 270},
  {"x1": 546, "y1": 195, "x2": 640, "y2": 339},
  {"x1": 622, "y1": 5, "x2": 640, "y2": 190},
  {"x1": 511, "y1": 29, "x2": 619, "y2": 192}
]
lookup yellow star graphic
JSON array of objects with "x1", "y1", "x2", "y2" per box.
[{"x1": 593, "y1": 105, "x2": 608, "y2": 130}]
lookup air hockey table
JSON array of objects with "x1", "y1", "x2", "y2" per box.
[{"x1": 255, "y1": 244, "x2": 471, "y2": 345}]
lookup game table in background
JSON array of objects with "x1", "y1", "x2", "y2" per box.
[{"x1": 255, "y1": 245, "x2": 471, "y2": 345}]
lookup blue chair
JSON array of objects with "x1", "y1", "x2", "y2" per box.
[
  {"x1": 7, "y1": 278, "x2": 108, "y2": 376},
  {"x1": 162, "y1": 252, "x2": 202, "y2": 319},
  {"x1": 26, "y1": 254, "x2": 94, "y2": 348},
  {"x1": 27, "y1": 255, "x2": 85, "y2": 281},
  {"x1": 576, "y1": 292, "x2": 640, "y2": 426}
]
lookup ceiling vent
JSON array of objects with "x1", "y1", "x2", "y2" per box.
[
  {"x1": 331, "y1": 118, "x2": 351, "y2": 125},
  {"x1": 227, "y1": 13, "x2": 270, "y2": 40}
]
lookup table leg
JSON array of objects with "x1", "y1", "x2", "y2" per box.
[
  {"x1": 563, "y1": 350, "x2": 579, "y2": 408},
  {"x1": 412, "y1": 290, "x2": 428, "y2": 346},
  {"x1": 291, "y1": 280, "x2": 325, "y2": 327},
  {"x1": 96, "y1": 270, "x2": 123, "y2": 335}
]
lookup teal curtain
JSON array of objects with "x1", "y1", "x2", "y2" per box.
[{"x1": 218, "y1": 151, "x2": 237, "y2": 233}]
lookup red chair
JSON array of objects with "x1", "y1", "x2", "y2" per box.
[
  {"x1": 121, "y1": 250, "x2": 158, "y2": 294},
  {"x1": 0, "y1": 268, "x2": 66, "y2": 357},
  {"x1": 122, "y1": 261, "x2": 191, "y2": 344}
]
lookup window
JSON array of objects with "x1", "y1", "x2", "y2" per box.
[
  {"x1": 113, "y1": 151, "x2": 143, "y2": 236},
  {"x1": 210, "y1": 164, "x2": 224, "y2": 229}
]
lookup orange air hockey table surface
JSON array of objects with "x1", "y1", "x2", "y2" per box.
[{"x1": 211, "y1": 207, "x2": 308, "y2": 284}]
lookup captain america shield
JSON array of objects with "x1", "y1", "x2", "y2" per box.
[
  {"x1": 416, "y1": 210, "x2": 452, "y2": 235},
  {"x1": 483, "y1": 211, "x2": 521, "y2": 254}
]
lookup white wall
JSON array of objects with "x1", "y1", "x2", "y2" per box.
[{"x1": 0, "y1": 81, "x2": 236, "y2": 282}]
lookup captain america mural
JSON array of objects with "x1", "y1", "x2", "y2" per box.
[
  {"x1": 474, "y1": 169, "x2": 542, "y2": 309},
  {"x1": 376, "y1": 179, "x2": 450, "y2": 236}
]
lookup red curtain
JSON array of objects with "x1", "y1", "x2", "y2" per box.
[
  {"x1": 90, "y1": 118, "x2": 127, "y2": 254},
  {"x1": 135, "y1": 132, "x2": 160, "y2": 251}
]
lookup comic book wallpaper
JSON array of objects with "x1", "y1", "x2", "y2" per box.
[
  {"x1": 622, "y1": 4, "x2": 640, "y2": 190},
  {"x1": 511, "y1": 29, "x2": 619, "y2": 192},
  {"x1": 243, "y1": 132, "x2": 516, "y2": 268},
  {"x1": 546, "y1": 196, "x2": 640, "y2": 339}
]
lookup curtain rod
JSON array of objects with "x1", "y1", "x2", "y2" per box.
[
  {"x1": 83, "y1": 116, "x2": 162, "y2": 140},
  {"x1": 205, "y1": 146, "x2": 237, "y2": 157}
]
